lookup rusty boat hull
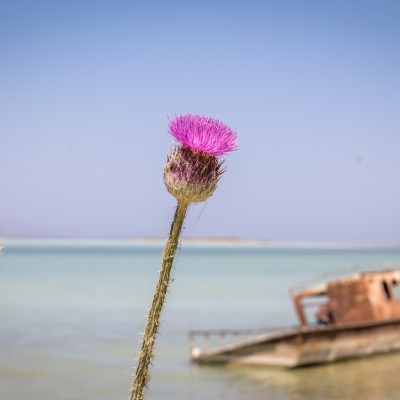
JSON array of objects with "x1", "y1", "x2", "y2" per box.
[{"x1": 191, "y1": 319, "x2": 400, "y2": 368}]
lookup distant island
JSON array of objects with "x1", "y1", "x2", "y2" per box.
[{"x1": 1, "y1": 236, "x2": 400, "y2": 250}]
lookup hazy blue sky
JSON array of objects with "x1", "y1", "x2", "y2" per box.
[{"x1": 1, "y1": 0, "x2": 399, "y2": 241}]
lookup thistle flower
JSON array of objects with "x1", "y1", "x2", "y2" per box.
[
  {"x1": 164, "y1": 115, "x2": 238, "y2": 204},
  {"x1": 130, "y1": 115, "x2": 238, "y2": 400},
  {"x1": 168, "y1": 114, "x2": 238, "y2": 156}
]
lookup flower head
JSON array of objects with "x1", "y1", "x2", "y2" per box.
[
  {"x1": 164, "y1": 114, "x2": 237, "y2": 204},
  {"x1": 168, "y1": 114, "x2": 238, "y2": 157}
]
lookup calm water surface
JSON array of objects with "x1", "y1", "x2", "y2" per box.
[{"x1": 1, "y1": 240, "x2": 400, "y2": 400}]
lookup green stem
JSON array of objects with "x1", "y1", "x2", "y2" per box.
[{"x1": 130, "y1": 200, "x2": 189, "y2": 400}]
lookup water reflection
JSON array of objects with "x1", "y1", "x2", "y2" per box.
[{"x1": 215, "y1": 352, "x2": 400, "y2": 399}]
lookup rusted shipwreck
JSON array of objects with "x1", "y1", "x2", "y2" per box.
[{"x1": 190, "y1": 269, "x2": 400, "y2": 367}]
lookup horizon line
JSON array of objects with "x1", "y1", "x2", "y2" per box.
[{"x1": 1, "y1": 236, "x2": 400, "y2": 249}]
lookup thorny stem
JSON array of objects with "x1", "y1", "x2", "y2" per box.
[{"x1": 130, "y1": 200, "x2": 189, "y2": 400}]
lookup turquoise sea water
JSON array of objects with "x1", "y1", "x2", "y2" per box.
[{"x1": 1, "y1": 239, "x2": 400, "y2": 400}]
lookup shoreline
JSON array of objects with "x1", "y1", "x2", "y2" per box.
[{"x1": 1, "y1": 236, "x2": 400, "y2": 250}]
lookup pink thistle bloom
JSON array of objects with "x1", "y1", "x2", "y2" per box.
[{"x1": 168, "y1": 114, "x2": 238, "y2": 157}]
